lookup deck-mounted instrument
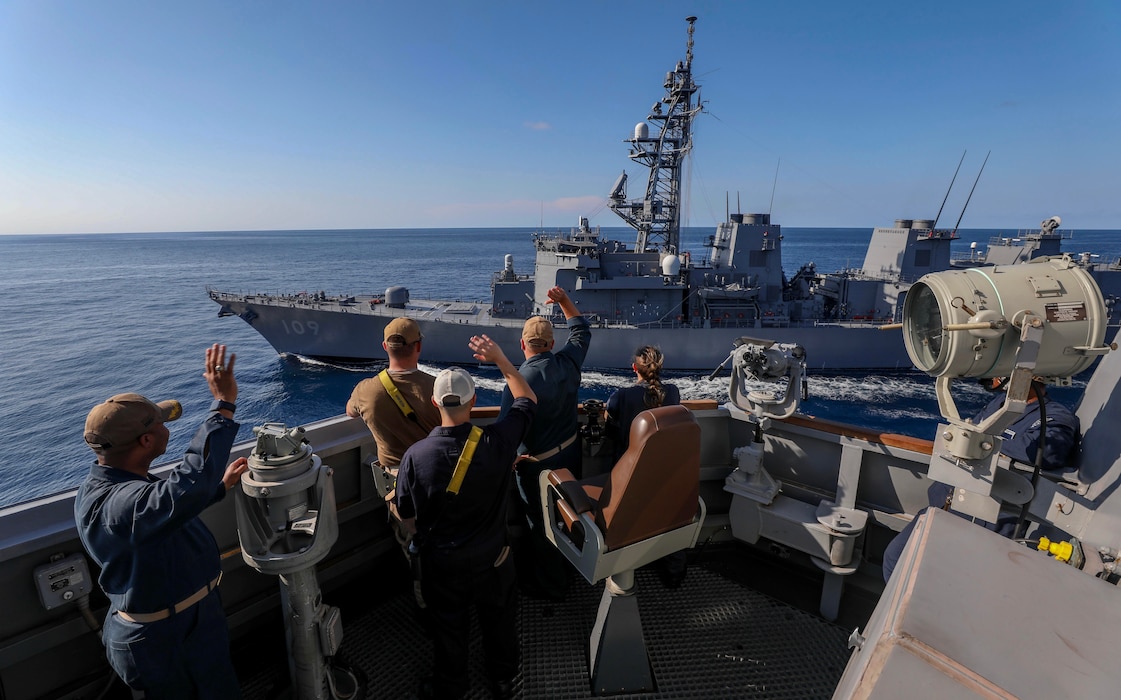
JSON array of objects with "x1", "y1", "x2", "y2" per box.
[
  {"x1": 725, "y1": 338, "x2": 807, "y2": 421},
  {"x1": 234, "y1": 423, "x2": 362, "y2": 699},
  {"x1": 717, "y1": 337, "x2": 869, "y2": 620},
  {"x1": 902, "y1": 256, "x2": 1113, "y2": 523}
]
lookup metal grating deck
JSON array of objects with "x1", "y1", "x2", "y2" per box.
[{"x1": 241, "y1": 563, "x2": 851, "y2": 699}]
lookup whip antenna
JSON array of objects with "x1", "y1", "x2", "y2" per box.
[
  {"x1": 768, "y1": 160, "x2": 780, "y2": 217},
  {"x1": 952, "y1": 150, "x2": 990, "y2": 236},
  {"x1": 932, "y1": 151, "x2": 966, "y2": 231}
]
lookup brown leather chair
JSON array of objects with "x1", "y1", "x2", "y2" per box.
[
  {"x1": 539, "y1": 405, "x2": 706, "y2": 693},
  {"x1": 540, "y1": 404, "x2": 705, "y2": 585}
]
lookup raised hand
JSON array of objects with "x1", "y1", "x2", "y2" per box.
[
  {"x1": 546, "y1": 286, "x2": 569, "y2": 304},
  {"x1": 469, "y1": 334, "x2": 508, "y2": 365},
  {"x1": 204, "y1": 343, "x2": 238, "y2": 405}
]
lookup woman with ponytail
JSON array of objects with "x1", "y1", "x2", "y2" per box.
[
  {"x1": 606, "y1": 346, "x2": 680, "y2": 458},
  {"x1": 604, "y1": 345, "x2": 686, "y2": 586}
]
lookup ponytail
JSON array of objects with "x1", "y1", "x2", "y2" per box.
[{"x1": 633, "y1": 345, "x2": 666, "y2": 408}]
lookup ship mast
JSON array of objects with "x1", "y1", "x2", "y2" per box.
[{"x1": 609, "y1": 16, "x2": 701, "y2": 254}]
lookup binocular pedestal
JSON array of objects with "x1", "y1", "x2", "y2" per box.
[{"x1": 235, "y1": 423, "x2": 360, "y2": 699}]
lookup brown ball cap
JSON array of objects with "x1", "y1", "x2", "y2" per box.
[
  {"x1": 84, "y1": 393, "x2": 182, "y2": 453},
  {"x1": 522, "y1": 316, "x2": 553, "y2": 349},
  {"x1": 383, "y1": 317, "x2": 422, "y2": 349}
]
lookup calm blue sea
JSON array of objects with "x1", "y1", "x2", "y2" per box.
[{"x1": 2, "y1": 226, "x2": 1119, "y2": 509}]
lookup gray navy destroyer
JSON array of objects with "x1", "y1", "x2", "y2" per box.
[{"x1": 209, "y1": 18, "x2": 1120, "y2": 371}]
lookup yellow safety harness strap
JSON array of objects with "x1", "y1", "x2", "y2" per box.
[
  {"x1": 378, "y1": 370, "x2": 418, "y2": 422},
  {"x1": 447, "y1": 426, "x2": 483, "y2": 495}
]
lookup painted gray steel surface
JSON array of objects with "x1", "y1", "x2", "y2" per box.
[{"x1": 210, "y1": 291, "x2": 912, "y2": 370}]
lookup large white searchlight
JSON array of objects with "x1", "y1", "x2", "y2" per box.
[{"x1": 901, "y1": 255, "x2": 1114, "y2": 521}]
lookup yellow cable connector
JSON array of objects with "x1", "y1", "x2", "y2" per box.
[{"x1": 1037, "y1": 536, "x2": 1074, "y2": 563}]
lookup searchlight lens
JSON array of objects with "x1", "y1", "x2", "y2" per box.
[
  {"x1": 902, "y1": 258, "x2": 1108, "y2": 379},
  {"x1": 905, "y1": 283, "x2": 945, "y2": 371}
]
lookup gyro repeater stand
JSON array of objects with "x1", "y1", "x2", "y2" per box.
[{"x1": 235, "y1": 423, "x2": 360, "y2": 699}]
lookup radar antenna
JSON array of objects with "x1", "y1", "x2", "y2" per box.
[{"x1": 608, "y1": 16, "x2": 701, "y2": 254}]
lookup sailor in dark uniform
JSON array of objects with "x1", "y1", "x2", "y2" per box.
[
  {"x1": 74, "y1": 344, "x2": 248, "y2": 698},
  {"x1": 606, "y1": 345, "x2": 688, "y2": 586},
  {"x1": 882, "y1": 377, "x2": 1080, "y2": 581},
  {"x1": 499, "y1": 285, "x2": 590, "y2": 600},
  {"x1": 396, "y1": 335, "x2": 536, "y2": 700}
]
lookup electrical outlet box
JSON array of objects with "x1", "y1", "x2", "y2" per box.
[{"x1": 34, "y1": 553, "x2": 92, "y2": 610}]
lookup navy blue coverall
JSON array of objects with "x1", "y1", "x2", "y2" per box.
[
  {"x1": 396, "y1": 397, "x2": 536, "y2": 699},
  {"x1": 75, "y1": 411, "x2": 240, "y2": 698},
  {"x1": 499, "y1": 315, "x2": 591, "y2": 599}
]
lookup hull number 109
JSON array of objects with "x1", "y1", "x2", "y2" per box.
[{"x1": 281, "y1": 320, "x2": 319, "y2": 336}]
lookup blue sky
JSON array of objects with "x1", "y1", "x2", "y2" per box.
[{"x1": 2, "y1": 1, "x2": 1118, "y2": 234}]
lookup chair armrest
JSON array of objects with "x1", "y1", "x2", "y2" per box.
[
  {"x1": 547, "y1": 468, "x2": 577, "y2": 486},
  {"x1": 540, "y1": 468, "x2": 595, "y2": 551},
  {"x1": 547, "y1": 468, "x2": 595, "y2": 515},
  {"x1": 557, "y1": 483, "x2": 594, "y2": 515},
  {"x1": 554, "y1": 498, "x2": 586, "y2": 547}
]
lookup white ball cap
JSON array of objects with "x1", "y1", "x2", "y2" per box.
[{"x1": 433, "y1": 367, "x2": 475, "y2": 407}]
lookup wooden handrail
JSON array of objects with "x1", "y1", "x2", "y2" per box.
[{"x1": 471, "y1": 399, "x2": 934, "y2": 454}]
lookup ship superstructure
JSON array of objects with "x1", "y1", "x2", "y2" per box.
[
  {"x1": 493, "y1": 17, "x2": 956, "y2": 343},
  {"x1": 208, "y1": 18, "x2": 1120, "y2": 371},
  {"x1": 609, "y1": 16, "x2": 700, "y2": 255}
]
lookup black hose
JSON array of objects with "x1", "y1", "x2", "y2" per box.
[{"x1": 1013, "y1": 381, "x2": 1047, "y2": 540}]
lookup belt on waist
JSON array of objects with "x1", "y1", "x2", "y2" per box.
[
  {"x1": 522, "y1": 432, "x2": 578, "y2": 463},
  {"x1": 117, "y1": 573, "x2": 222, "y2": 624}
]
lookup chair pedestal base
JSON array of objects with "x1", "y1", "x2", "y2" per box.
[{"x1": 589, "y1": 572, "x2": 655, "y2": 695}]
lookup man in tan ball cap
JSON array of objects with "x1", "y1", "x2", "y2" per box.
[{"x1": 75, "y1": 343, "x2": 248, "y2": 698}]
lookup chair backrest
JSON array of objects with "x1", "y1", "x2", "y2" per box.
[{"x1": 595, "y1": 405, "x2": 701, "y2": 550}]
